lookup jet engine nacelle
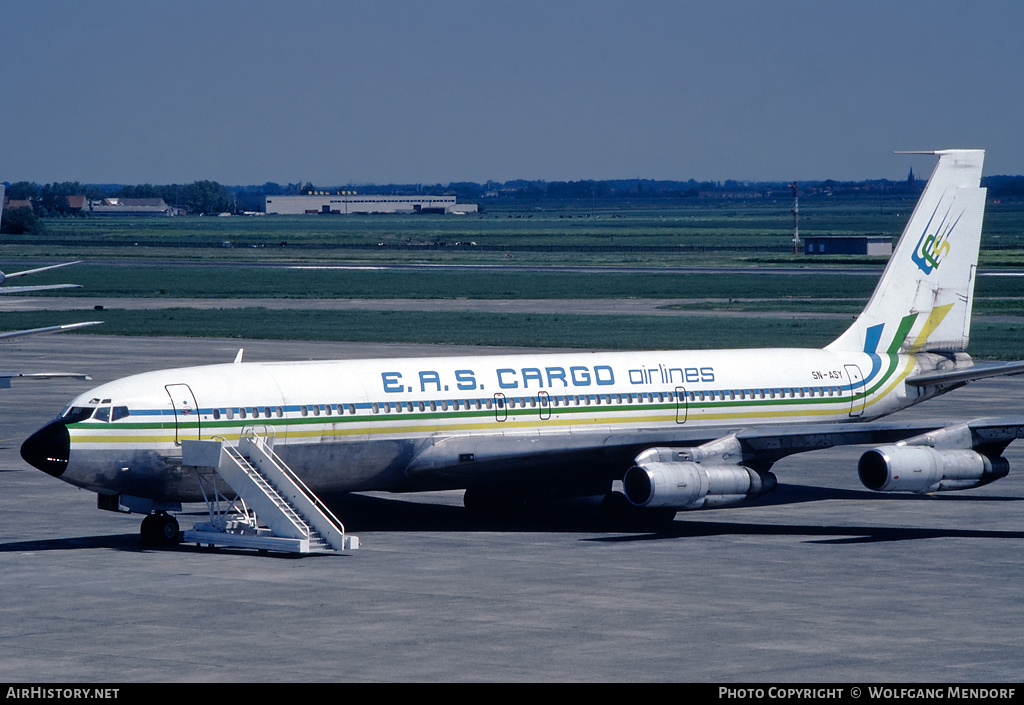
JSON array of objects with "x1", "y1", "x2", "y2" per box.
[
  {"x1": 622, "y1": 461, "x2": 776, "y2": 510},
  {"x1": 858, "y1": 445, "x2": 1009, "y2": 494}
]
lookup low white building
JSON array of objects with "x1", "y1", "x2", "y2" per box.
[
  {"x1": 264, "y1": 194, "x2": 477, "y2": 215},
  {"x1": 90, "y1": 197, "x2": 174, "y2": 216}
]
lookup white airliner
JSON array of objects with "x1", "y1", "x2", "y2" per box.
[
  {"x1": 0, "y1": 183, "x2": 100, "y2": 381},
  {"x1": 19, "y1": 150, "x2": 1024, "y2": 543}
]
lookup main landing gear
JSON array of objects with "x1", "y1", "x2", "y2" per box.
[{"x1": 140, "y1": 511, "x2": 180, "y2": 545}]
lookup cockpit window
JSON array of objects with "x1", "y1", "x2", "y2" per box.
[
  {"x1": 61, "y1": 404, "x2": 130, "y2": 423},
  {"x1": 62, "y1": 406, "x2": 96, "y2": 423}
]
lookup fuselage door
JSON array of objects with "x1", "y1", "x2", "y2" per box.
[
  {"x1": 675, "y1": 386, "x2": 687, "y2": 424},
  {"x1": 844, "y1": 364, "x2": 866, "y2": 417},
  {"x1": 165, "y1": 383, "x2": 200, "y2": 444}
]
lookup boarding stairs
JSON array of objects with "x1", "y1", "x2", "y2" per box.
[{"x1": 181, "y1": 429, "x2": 358, "y2": 554}]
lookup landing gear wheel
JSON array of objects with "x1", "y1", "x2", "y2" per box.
[{"x1": 140, "y1": 512, "x2": 180, "y2": 545}]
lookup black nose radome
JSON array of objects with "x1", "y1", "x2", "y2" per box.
[{"x1": 21, "y1": 421, "x2": 71, "y2": 478}]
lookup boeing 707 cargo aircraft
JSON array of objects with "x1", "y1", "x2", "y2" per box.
[{"x1": 20, "y1": 150, "x2": 1024, "y2": 543}]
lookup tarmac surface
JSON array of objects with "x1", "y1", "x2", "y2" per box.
[{"x1": 1, "y1": 334, "x2": 1022, "y2": 683}]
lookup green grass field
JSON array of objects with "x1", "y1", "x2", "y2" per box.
[
  {"x1": 3, "y1": 196, "x2": 1022, "y2": 358},
  {"x1": 9, "y1": 197, "x2": 1023, "y2": 266},
  {"x1": 2, "y1": 308, "x2": 1021, "y2": 359}
]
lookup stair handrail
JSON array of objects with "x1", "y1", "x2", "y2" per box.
[
  {"x1": 223, "y1": 440, "x2": 310, "y2": 537},
  {"x1": 241, "y1": 428, "x2": 347, "y2": 539}
]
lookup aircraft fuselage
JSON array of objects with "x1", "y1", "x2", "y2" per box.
[{"x1": 22, "y1": 346, "x2": 939, "y2": 503}]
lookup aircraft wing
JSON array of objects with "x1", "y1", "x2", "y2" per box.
[
  {"x1": 0, "y1": 320, "x2": 102, "y2": 341},
  {"x1": 0, "y1": 195, "x2": 100, "y2": 375},
  {"x1": 0, "y1": 372, "x2": 90, "y2": 378},
  {"x1": 732, "y1": 416, "x2": 1024, "y2": 461},
  {"x1": 0, "y1": 188, "x2": 86, "y2": 293},
  {"x1": 0, "y1": 371, "x2": 91, "y2": 389},
  {"x1": 0, "y1": 260, "x2": 84, "y2": 281},
  {"x1": 0, "y1": 261, "x2": 86, "y2": 293},
  {"x1": 0, "y1": 283, "x2": 83, "y2": 294},
  {"x1": 406, "y1": 416, "x2": 1024, "y2": 485},
  {"x1": 0, "y1": 321, "x2": 101, "y2": 386}
]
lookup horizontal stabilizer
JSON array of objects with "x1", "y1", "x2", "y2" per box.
[{"x1": 905, "y1": 360, "x2": 1024, "y2": 387}]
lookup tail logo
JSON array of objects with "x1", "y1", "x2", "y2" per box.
[{"x1": 911, "y1": 204, "x2": 963, "y2": 275}]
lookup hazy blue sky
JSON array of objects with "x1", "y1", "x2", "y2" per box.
[{"x1": 2, "y1": 0, "x2": 1022, "y2": 185}]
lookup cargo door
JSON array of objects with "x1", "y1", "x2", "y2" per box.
[{"x1": 844, "y1": 365, "x2": 866, "y2": 417}]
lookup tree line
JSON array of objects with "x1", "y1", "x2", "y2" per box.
[
  {"x1": 3, "y1": 180, "x2": 237, "y2": 217},
  {"x1": 4, "y1": 171, "x2": 1024, "y2": 232}
]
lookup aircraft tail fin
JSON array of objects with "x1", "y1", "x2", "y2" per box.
[{"x1": 826, "y1": 150, "x2": 986, "y2": 356}]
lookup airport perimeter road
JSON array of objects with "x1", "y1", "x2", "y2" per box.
[
  {"x1": 1, "y1": 335, "x2": 1023, "y2": 683},
  {"x1": 7, "y1": 295, "x2": 1024, "y2": 324},
  {"x1": 4, "y1": 295, "x2": 857, "y2": 319}
]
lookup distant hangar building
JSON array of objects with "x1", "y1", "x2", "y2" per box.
[
  {"x1": 264, "y1": 194, "x2": 478, "y2": 215},
  {"x1": 803, "y1": 236, "x2": 893, "y2": 256}
]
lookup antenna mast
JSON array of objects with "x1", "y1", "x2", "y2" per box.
[{"x1": 790, "y1": 181, "x2": 801, "y2": 254}]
